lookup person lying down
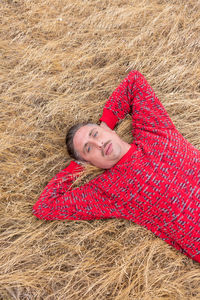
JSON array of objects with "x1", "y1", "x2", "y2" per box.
[{"x1": 33, "y1": 70, "x2": 200, "y2": 263}]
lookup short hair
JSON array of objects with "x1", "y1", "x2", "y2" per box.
[{"x1": 65, "y1": 123, "x2": 94, "y2": 161}]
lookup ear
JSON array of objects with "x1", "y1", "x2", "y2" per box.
[{"x1": 75, "y1": 160, "x2": 87, "y2": 165}]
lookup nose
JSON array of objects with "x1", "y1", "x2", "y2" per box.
[
  {"x1": 97, "y1": 140, "x2": 104, "y2": 149},
  {"x1": 92, "y1": 139, "x2": 104, "y2": 149}
]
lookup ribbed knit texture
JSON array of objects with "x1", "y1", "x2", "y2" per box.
[{"x1": 33, "y1": 71, "x2": 200, "y2": 263}]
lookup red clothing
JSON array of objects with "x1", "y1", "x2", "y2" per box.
[{"x1": 33, "y1": 71, "x2": 200, "y2": 263}]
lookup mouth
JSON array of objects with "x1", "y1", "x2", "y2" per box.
[{"x1": 103, "y1": 141, "x2": 112, "y2": 156}]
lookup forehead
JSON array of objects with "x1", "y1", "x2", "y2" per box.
[{"x1": 73, "y1": 124, "x2": 97, "y2": 152}]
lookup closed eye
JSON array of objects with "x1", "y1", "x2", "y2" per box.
[{"x1": 93, "y1": 131, "x2": 98, "y2": 137}]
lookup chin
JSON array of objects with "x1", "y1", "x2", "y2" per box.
[
  {"x1": 94, "y1": 162, "x2": 113, "y2": 169},
  {"x1": 103, "y1": 161, "x2": 116, "y2": 169},
  {"x1": 103, "y1": 165, "x2": 112, "y2": 170}
]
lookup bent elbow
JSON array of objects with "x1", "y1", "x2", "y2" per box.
[
  {"x1": 32, "y1": 195, "x2": 53, "y2": 220},
  {"x1": 32, "y1": 201, "x2": 46, "y2": 220}
]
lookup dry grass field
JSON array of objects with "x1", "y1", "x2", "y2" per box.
[{"x1": 1, "y1": 0, "x2": 200, "y2": 299}]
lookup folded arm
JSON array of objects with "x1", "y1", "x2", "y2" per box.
[
  {"x1": 33, "y1": 161, "x2": 117, "y2": 221},
  {"x1": 99, "y1": 70, "x2": 176, "y2": 131}
]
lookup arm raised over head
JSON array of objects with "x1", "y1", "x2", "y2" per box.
[
  {"x1": 99, "y1": 70, "x2": 176, "y2": 131},
  {"x1": 33, "y1": 161, "x2": 118, "y2": 221}
]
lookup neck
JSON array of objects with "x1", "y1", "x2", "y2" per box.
[{"x1": 119, "y1": 141, "x2": 131, "y2": 159}]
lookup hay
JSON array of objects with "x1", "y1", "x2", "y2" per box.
[{"x1": 0, "y1": 0, "x2": 200, "y2": 299}]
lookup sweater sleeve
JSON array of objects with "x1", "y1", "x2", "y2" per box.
[
  {"x1": 32, "y1": 161, "x2": 117, "y2": 221},
  {"x1": 99, "y1": 70, "x2": 176, "y2": 130}
]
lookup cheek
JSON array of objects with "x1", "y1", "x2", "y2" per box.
[
  {"x1": 88, "y1": 149, "x2": 101, "y2": 162},
  {"x1": 93, "y1": 148, "x2": 102, "y2": 158}
]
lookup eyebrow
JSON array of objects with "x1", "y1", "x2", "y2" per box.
[
  {"x1": 89, "y1": 128, "x2": 95, "y2": 137},
  {"x1": 83, "y1": 128, "x2": 96, "y2": 154}
]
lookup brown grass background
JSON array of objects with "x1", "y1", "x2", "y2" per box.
[{"x1": 1, "y1": 0, "x2": 200, "y2": 299}]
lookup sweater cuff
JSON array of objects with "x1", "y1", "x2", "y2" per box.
[{"x1": 99, "y1": 108, "x2": 119, "y2": 130}]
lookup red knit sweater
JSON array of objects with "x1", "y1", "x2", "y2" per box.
[{"x1": 33, "y1": 71, "x2": 200, "y2": 263}]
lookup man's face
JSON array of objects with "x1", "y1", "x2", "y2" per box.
[{"x1": 73, "y1": 124, "x2": 125, "y2": 169}]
